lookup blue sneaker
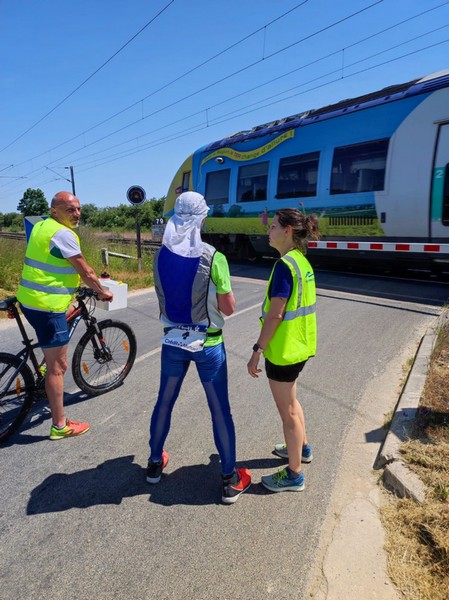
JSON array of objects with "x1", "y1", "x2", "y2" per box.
[
  {"x1": 273, "y1": 443, "x2": 314, "y2": 463},
  {"x1": 261, "y1": 467, "x2": 305, "y2": 492}
]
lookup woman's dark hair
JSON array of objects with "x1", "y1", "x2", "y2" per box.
[{"x1": 275, "y1": 208, "x2": 320, "y2": 254}]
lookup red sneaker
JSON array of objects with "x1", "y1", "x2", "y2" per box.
[
  {"x1": 49, "y1": 418, "x2": 90, "y2": 440},
  {"x1": 222, "y1": 467, "x2": 252, "y2": 504}
]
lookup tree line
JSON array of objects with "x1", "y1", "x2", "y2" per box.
[{"x1": 0, "y1": 188, "x2": 165, "y2": 231}]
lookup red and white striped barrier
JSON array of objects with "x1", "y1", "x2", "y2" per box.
[{"x1": 307, "y1": 241, "x2": 449, "y2": 254}]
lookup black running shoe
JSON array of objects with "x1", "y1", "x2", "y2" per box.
[{"x1": 146, "y1": 450, "x2": 169, "y2": 484}]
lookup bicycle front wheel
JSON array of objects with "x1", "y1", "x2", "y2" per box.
[
  {"x1": 0, "y1": 353, "x2": 35, "y2": 443},
  {"x1": 72, "y1": 320, "x2": 137, "y2": 396}
]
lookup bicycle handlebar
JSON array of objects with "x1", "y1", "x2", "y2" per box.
[
  {"x1": 75, "y1": 287, "x2": 98, "y2": 301},
  {"x1": 0, "y1": 287, "x2": 98, "y2": 310}
]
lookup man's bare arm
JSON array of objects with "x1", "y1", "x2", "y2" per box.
[{"x1": 67, "y1": 254, "x2": 113, "y2": 302}]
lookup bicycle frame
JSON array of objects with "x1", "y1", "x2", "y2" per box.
[
  {"x1": 5, "y1": 302, "x2": 43, "y2": 380},
  {"x1": 2, "y1": 290, "x2": 101, "y2": 387},
  {"x1": 66, "y1": 299, "x2": 113, "y2": 362}
]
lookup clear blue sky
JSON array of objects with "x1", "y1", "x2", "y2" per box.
[{"x1": 1, "y1": 0, "x2": 448, "y2": 213}]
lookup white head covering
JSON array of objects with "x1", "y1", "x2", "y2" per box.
[{"x1": 162, "y1": 191, "x2": 210, "y2": 258}]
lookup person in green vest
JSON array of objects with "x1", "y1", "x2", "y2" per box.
[
  {"x1": 17, "y1": 191, "x2": 113, "y2": 440},
  {"x1": 247, "y1": 208, "x2": 319, "y2": 492}
]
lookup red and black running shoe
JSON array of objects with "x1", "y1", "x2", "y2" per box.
[
  {"x1": 222, "y1": 467, "x2": 251, "y2": 504},
  {"x1": 146, "y1": 450, "x2": 169, "y2": 484}
]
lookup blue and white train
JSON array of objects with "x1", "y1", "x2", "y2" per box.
[{"x1": 164, "y1": 69, "x2": 449, "y2": 270}]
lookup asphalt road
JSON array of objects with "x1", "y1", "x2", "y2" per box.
[{"x1": 0, "y1": 264, "x2": 447, "y2": 600}]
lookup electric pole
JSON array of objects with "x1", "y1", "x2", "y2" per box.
[{"x1": 65, "y1": 166, "x2": 76, "y2": 195}]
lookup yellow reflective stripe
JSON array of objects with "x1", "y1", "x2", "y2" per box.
[
  {"x1": 19, "y1": 279, "x2": 77, "y2": 295},
  {"x1": 24, "y1": 256, "x2": 77, "y2": 275}
]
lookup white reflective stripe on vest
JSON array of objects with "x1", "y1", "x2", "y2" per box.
[
  {"x1": 262, "y1": 302, "x2": 316, "y2": 319},
  {"x1": 24, "y1": 256, "x2": 78, "y2": 275},
  {"x1": 283, "y1": 302, "x2": 317, "y2": 319},
  {"x1": 19, "y1": 279, "x2": 78, "y2": 295}
]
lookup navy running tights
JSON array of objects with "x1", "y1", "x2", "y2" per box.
[{"x1": 149, "y1": 343, "x2": 236, "y2": 475}]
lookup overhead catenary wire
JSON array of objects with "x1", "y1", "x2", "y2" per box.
[
  {"x1": 9, "y1": 1, "x2": 311, "y2": 170},
  {"x1": 2, "y1": 0, "x2": 387, "y2": 185},
  {"x1": 0, "y1": 0, "x2": 176, "y2": 155},
  {"x1": 48, "y1": 34, "x2": 449, "y2": 173},
  {"x1": 3, "y1": 40, "x2": 446, "y2": 197},
  {"x1": 66, "y1": 24, "x2": 449, "y2": 173},
  {"x1": 2, "y1": 1, "x2": 448, "y2": 198},
  {"x1": 6, "y1": 5, "x2": 446, "y2": 185},
  {"x1": 10, "y1": 29, "x2": 449, "y2": 191}
]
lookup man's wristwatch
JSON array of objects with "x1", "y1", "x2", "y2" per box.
[{"x1": 252, "y1": 343, "x2": 264, "y2": 353}]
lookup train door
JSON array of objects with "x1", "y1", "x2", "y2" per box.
[{"x1": 431, "y1": 123, "x2": 449, "y2": 237}]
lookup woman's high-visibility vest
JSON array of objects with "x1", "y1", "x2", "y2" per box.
[
  {"x1": 17, "y1": 218, "x2": 80, "y2": 312},
  {"x1": 261, "y1": 249, "x2": 317, "y2": 366}
]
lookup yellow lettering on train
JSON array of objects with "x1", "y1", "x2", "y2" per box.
[{"x1": 201, "y1": 130, "x2": 295, "y2": 165}]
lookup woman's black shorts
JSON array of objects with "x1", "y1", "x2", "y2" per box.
[{"x1": 265, "y1": 358, "x2": 307, "y2": 382}]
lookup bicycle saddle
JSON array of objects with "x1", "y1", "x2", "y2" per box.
[{"x1": 0, "y1": 297, "x2": 17, "y2": 310}]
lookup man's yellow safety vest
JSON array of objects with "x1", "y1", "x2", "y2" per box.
[{"x1": 17, "y1": 218, "x2": 80, "y2": 312}]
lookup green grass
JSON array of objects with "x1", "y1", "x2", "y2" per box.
[
  {"x1": 203, "y1": 215, "x2": 384, "y2": 237},
  {"x1": 205, "y1": 217, "x2": 268, "y2": 235},
  {"x1": 0, "y1": 238, "x2": 26, "y2": 292}
]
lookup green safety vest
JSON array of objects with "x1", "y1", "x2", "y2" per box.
[
  {"x1": 261, "y1": 249, "x2": 317, "y2": 366},
  {"x1": 17, "y1": 218, "x2": 80, "y2": 312}
]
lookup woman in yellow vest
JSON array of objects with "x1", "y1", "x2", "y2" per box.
[{"x1": 247, "y1": 208, "x2": 319, "y2": 492}]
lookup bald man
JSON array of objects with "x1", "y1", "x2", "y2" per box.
[{"x1": 17, "y1": 191, "x2": 113, "y2": 440}]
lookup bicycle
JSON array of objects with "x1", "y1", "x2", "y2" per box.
[{"x1": 0, "y1": 287, "x2": 137, "y2": 443}]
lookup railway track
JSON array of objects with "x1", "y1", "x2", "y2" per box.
[
  {"x1": 0, "y1": 231, "x2": 161, "y2": 248},
  {"x1": 0, "y1": 232, "x2": 26, "y2": 240},
  {"x1": 106, "y1": 237, "x2": 161, "y2": 250}
]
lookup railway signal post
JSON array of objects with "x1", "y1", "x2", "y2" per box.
[{"x1": 126, "y1": 185, "x2": 146, "y2": 272}]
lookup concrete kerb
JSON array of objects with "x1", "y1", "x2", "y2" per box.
[{"x1": 374, "y1": 311, "x2": 446, "y2": 503}]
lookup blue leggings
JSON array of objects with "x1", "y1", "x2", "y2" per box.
[{"x1": 149, "y1": 343, "x2": 236, "y2": 475}]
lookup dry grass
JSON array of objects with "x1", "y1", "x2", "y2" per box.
[{"x1": 381, "y1": 311, "x2": 449, "y2": 600}]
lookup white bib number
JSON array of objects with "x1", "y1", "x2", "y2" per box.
[{"x1": 162, "y1": 326, "x2": 207, "y2": 353}]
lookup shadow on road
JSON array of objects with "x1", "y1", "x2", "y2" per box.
[
  {"x1": 27, "y1": 455, "x2": 146, "y2": 514},
  {"x1": 27, "y1": 453, "x2": 286, "y2": 514}
]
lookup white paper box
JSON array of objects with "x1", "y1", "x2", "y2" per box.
[{"x1": 96, "y1": 279, "x2": 128, "y2": 311}]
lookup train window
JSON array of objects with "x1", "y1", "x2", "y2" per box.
[
  {"x1": 277, "y1": 152, "x2": 319, "y2": 198},
  {"x1": 330, "y1": 139, "x2": 389, "y2": 194},
  {"x1": 237, "y1": 162, "x2": 269, "y2": 202},
  {"x1": 443, "y1": 164, "x2": 449, "y2": 225},
  {"x1": 182, "y1": 171, "x2": 190, "y2": 192},
  {"x1": 205, "y1": 169, "x2": 230, "y2": 205}
]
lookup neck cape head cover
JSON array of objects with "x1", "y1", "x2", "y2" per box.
[{"x1": 162, "y1": 191, "x2": 210, "y2": 258}]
